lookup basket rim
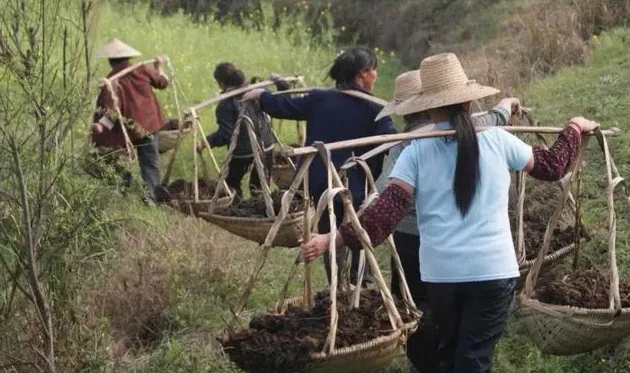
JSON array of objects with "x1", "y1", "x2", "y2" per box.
[
  {"x1": 519, "y1": 293, "x2": 630, "y2": 317},
  {"x1": 179, "y1": 196, "x2": 233, "y2": 203},
  {"x1": 519, "y1": 243, "x2": 576, "y2": 270},
  {"x1": 199, "y1": 209, "x2": 308, "y2": 224},
  {"x1": 310, "y1": 329, "x2": 402, "y2": 360},
  {"x1": 277, "y1": 295, "x2": 415, "y2": 360}
]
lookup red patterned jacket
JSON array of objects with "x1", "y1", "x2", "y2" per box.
[{"x1": 92, "y1": 61, "x2": 168, "y2": 148}]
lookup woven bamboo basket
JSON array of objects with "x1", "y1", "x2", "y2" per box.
[
  {"x1": 518, "y1": 130, "x2": 630, "y2": 355},
  {"x1": 518, "y1": 298, "x2": 630, "y2": 355},
  {"x1": 272, "y1": 163, "x2": 295, "y2": 190},
  {"x1": 158, "y1": 127, "x2": 192, "y2": 154},
  {"x1": 199, "y1": 208, "x2": 314, "y2": 247}
]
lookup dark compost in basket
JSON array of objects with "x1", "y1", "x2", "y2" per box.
[
  {"x1": 508, "y1": 179, "x2": 587, "y2": 260},
  {"x1": 155, "y1": 178, "x2": 228, "y2": 203},
  {"x1": 220, "y1": 289, "x2": 415, "y2": 373},
  {"x1": 214, "y1": 190, "x2": 304, "y2": 218},
  {"x1": 535, "y1": 269, "x2": 630, "y2": 309}
]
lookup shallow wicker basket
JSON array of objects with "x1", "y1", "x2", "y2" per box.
[
  {"x1": 518, "y1": 297, "x2": 630, "y2": 355},
  {"x1": 199, "y1": 209, "x2": 314, "y2": 247},
  {"x1": 272, "y1": 163, "x2": 295, "y2": 190},
  {"x1": 517, "y1": 130, "x2": 630, "y2": 355},
  {"x1": 279, "y1": 296, "x2": 412, "y2": 373},
  {"x1": 157, "y1": 127, "x2": 192, "y2": 154}
]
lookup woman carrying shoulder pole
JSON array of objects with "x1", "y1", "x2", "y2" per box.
[{"x1": 242, "y1": 47, "x2": 398, "y2": 287}]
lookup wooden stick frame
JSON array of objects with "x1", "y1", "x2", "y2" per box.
[
  {"x1": 227, "y1": 142, "x2": 409, "y2": 355},
  {"x1": 514, "y1": 111, "x2": 590, "y2": 267},
  {"x1": 205, "y1": 105, "x2": 274, "y2": 216}
]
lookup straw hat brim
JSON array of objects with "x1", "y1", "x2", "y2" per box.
[
  {"x1": 94, "y1": 39, "x2": 142, "y2": 59},
  {"x1": 395, "y1": 83, "x2": 499, "y2": 116},
  {"x1": 374, "y1": 100, "x2": 401, "y2": 121}
]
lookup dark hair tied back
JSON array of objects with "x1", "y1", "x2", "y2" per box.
[
  {"x1": 328, "y1": 47, "x2": 377, "y2": 87},
  {"x1": 214, "y1": 62, "x2": 246, "y2": 88},
  {"x1": 449, "y1": 104, "x2": 480, "y2": 216}
]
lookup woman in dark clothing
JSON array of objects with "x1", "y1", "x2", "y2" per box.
[
  {"x1": 242, "y1": 47, "x2": 398, "y2": 286},
  {"x1": 199, "y1": 62, "x2": 277, "y2": 198}
]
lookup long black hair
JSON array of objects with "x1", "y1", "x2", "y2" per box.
[
  {"x1": 214, "y1": 62, "x2": 246, "y2": 89},
  {"x1": 328, "y1": 47, "x2": 377, "y2": 88},
  {"x1": 447, "y1": 103, "x2": 480, "y2": 216}
]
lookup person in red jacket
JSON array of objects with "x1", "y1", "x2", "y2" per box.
[{"x1": 91, "y1": 39, "x2": 168, "y2": 204}]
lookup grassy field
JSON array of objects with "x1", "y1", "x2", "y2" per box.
[{"x1": 7, "y1": 2, "x2": 628, "y2": 372}]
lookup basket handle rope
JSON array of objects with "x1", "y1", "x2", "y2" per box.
[
  {"x1": 516, "y1": 110, "x2": 589, "y2": 268},
  {"x1": 206, "y1": 108, "x2": 249, "y2": 214},
  {"x1": 513, "y1": 109, "x2": 541, "y2": 264},
  {"x1": 341, "y1": 156, "x2": 419, "y2": 316},
  {"x1": 230, "y1": 154, "x2": 315, "y2": 328},
  {"x1": 524, "y1": 136, "x2": 588, "y2": 297},
  {"x1": 243, "y1": 113, "x2": 275, "y2": 218},
  {"x1": 309, "y1": 142, "x2": 404, "y2": 354},
  {"x1": 593, "y1": 129, "x2": 627, "y2": 313},
  {"x1": 161, "y1": 55, "x2": 189, "y2": 185},
  {"x1": 524, "y1": 128, "x2": 628, "y2": 314}
]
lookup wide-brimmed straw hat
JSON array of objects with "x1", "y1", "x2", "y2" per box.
[
  {"x1": 375, "y1": 70, "x2": 423, "y2": 121},
  {"x1": 94, "y1": 38, "x2": 142, "y2": 59},
  {"x1": 395, "y1": 53, "x2": 499, "y2": 116}
]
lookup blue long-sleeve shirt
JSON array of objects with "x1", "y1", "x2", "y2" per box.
[{"x1": 259, "y1": 87, "x2": 397, "y2": 205}]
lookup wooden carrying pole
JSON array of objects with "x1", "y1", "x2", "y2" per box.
[
  {"x1": 192, "y1": 76, "x2": 304, "y2": 112},
  {"x1": 284, "y1": 126, "x2": 622, "y2": 157}
]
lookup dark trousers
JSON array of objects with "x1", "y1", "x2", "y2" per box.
[
  {"x1": 390, "y1": 231, "x2": 438, "y2": 373},
  {"x1": 133, "y1": 136, "x2": 161, "y2": 202},
  {"x1": 319, "y1": 199, "x2": 372, "y2": 287},
  {"x1": 226, "y1": 151, "x2": 272, "y2": 198},
  {"x1": 427, "y1": 278, "x2": 517, "y2": 373}
]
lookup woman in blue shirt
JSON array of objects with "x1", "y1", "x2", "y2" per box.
[
  {"x1": 243, "y1": 47, "x2": 397, "y2": 286},
  {"x1": 301, "y1": 53, "x2": 599, "y2": 373}
]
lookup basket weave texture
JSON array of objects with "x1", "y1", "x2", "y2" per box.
[
  {"x1": 200, "y1": 209, "x2": 313, "y2": 247},
  {"x1": 279, "y1": 296, "x2": 409, "y2": 373},
  {"x1": 157, "y1": 128, "x2": 192, "y2": 153}
]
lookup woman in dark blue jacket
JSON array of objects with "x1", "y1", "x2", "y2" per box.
[{"x1": 243, "y1": 47, "x2": 397, "y2": 286}]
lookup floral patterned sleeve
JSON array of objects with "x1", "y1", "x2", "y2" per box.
[
  {"x1": 338, "y1": 183, "x2": 412, "y2": 251},
  {"x1": 530, "y1": 126, "x2": 581, "y2": 181}
]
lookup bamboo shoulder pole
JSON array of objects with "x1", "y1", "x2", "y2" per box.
[
  {"x1": 191, "y1": 76, "x2": 304, "y2": 112},
  {"x1": 284, "y1": 126, "x2": 622, "y2": 157},
  {"x1": 340, "y1": 112, "x2": 489, "y2": 171},
  {"x1": 108, "y1": 58, "x2": 158, "y2": 81},
  {"x1": 272, "y1": 87, "x2": 389, "y2": 107}
]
